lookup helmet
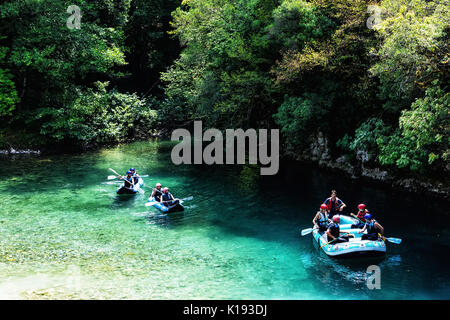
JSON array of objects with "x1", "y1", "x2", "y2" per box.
[
  {"x1": 358, "y1": 203, "x2": 366, "y2": 210},
  {"x1": 332, "y1": 215, "x2": 340, "y2": 223},
  {"x1": 126, "y1": 171, "x2": 132, "y2": 175},
  {"x1": 130, "y1": 168, "x2": 135, "y2": 172},
  {"x1": 155, "y1": 183, "x2": 162, "y2": 188},
  {"x1": 364, "y1": 213, "x2": 372, "y2": 220},
  {"x1": 320, "y1": 204, "x2": 327, "y2": 210},
  {"x1": 163, "y1": 187, "x2": 169, "y2": 193}
]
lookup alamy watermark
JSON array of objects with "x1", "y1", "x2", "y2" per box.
[
  {"x1": 366, "y1": 265, "x2": 381, "y2": 289},
  {"x1": 367, "y1": 5, "x2": 382, "y2": 29},
  {"x1": 66, "y1": 5, "x2": 81, "y2": 30},
  {"x1": 171, "y1": 121, "x2": 279, "y2": 175}
]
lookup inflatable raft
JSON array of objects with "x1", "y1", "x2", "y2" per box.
[
  {"x1": 116, "y1": 177, "x2": 144, "y2": 195},
  {"x1": 312, "y1": 215, "x2": 386, "y2": 257},
  {"x1": 147, "y1": 196, "x2": 184, "y2": 213}
]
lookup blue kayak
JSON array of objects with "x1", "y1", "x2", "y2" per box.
[
  {"x1": 147, "y1": 196, "x2": 184, "y2": 213},
  {"x1": 312, "y1": 215, "x2": 386, "y2": 257},
  {"x1": 116, "y1": 177, "x2": 144, "y2": 195}
]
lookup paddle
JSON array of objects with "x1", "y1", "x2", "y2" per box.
[
  {"x1": 301, "y1": 227, "x2": 316, "y2": 236},
  {"x1": 108, "y1": 168, "x2": 130, "y2": 183},
  {"x1": 319, "y1": 231, "x2": 354, "y2": 249},
  {"x1": 351, "y1": 213, "x2": 363, "y2": 222},
  {"x1": 379, "y1": 233, "x2": 402, "y2": 244},
  {"x1": 320, "y1": 238, "x2": 337, "y2": 249},
  {"x1": 108, "y1": 174, "x2": 149, "y2": 180},
  {"x1": 109, "y1": 168, "x2": 121, "y2": 176},
  {"x1": 145, "y1": 196, "x2": 193, "y2": 207}
]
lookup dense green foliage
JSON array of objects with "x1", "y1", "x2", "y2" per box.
[
  {"x1": 0, "y1": 0, "x2": 448, "y2": 178},
  {"x1": 0, "y1": 46, "x2": 19, "y2": 116},
  {"x1": 0, "y1": 0, "x2": 174, "y2": 148}
]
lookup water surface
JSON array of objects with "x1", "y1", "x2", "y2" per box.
[{"x1": 0, "y1": 141, "x2": 449, "y2": 299}]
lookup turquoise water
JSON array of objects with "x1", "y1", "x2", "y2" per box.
[{"x1": 0, "y1": 140, "x2": 449, "y2": 299}]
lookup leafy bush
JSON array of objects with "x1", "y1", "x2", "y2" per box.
[
  {"x1": 274, "y1": 93, "x2": 332, "y2": 147},
  {"x1": 377, "y1": 86, "x2": 449, "y2": 171},
  {"x1": 337, "y1": 118, "x2": 392, "y2": 162},
  {"x1": 33, "y1": 82, "x2": 157, "y2": 148}
]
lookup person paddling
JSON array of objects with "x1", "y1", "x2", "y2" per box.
[
  {"x1": 326, "y1": 215, "x2": 350, "y2": 244},
  {"x1": 358, "y1": 213, "x2": 384, "y2": 241},
  {"x1": 151, "y1": 183, "x2": 163, "y2": 202},
  {"x1": 130, "y1": 167, "x2": 140, "y2": 184},
  {"x1": 313, "y1": 204, "x2": 331, "y2": 232},
  {"x1": 160, "y1": 187, "x2": 179, "y2": 207},
  {"x1": 119, "y1": 171, "x2": 134, "y2": 189},
  {"x1": 351, "y1": 203, "x2": 369, "y2": 229},
  {"x1": 323, "y1": 190, "x2": 346, "y2": 219}
]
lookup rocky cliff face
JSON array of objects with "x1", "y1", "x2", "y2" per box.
[{"x1": 288, "y1": 131, "x2": 450, "y2": 200}]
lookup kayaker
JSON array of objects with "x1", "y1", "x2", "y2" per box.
[
  {"x1": 130, "y1": 167, "x2": 140, "y2": 184},
  {"x1": 351, "y1": 203, "x2": 369, "y2": 228},
  {"x1": 160, "y1": 187, "x2": 179, "y2": 207},
  {"x1": 313, "y1": 204, "x2": 331, "y2": 232},
  {"x1": 119, "y1": 171, "x2": 134, "y2": 189},
  {"x1": 326, "y1": 215, "x2": 350, "y2": 244},
  {"x1": 151, "y1": 183, "x2": 163, "y2": 202},
  {"x1": 358, "y1": 213, "x2": 384, "y2": 241},
  {"x1": 323, "y1": 190, "x2": 346, "y2": 219}
]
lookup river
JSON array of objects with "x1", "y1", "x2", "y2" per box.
[{"x1": 0, "y1": 140, "x2": 449, "y2": 299}]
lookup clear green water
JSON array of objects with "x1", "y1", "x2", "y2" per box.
[{"x1": 0, "y1": 140, "x2": 449, "y2": 299}]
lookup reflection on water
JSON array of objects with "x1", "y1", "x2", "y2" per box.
[{"x1": 0, "y1": 141, "x2": 449, "y2": 299}]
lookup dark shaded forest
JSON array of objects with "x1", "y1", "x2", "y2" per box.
[{"x1": 0, "y1": 0, "x2": 448, "y2": 180}]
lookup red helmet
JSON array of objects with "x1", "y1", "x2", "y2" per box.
[
  {"x1": 332, "y1": 215, "x2": 340, "y2": 223},
  {"x1": 163, "y1": 187, "x2": 169, "y2": 193},
  {"x1": 358, "y1": 203, "x2": 366, "y2": 210},
  {"x1": 156, "y1": 183, "x2": 162, "y2": 188},
  {"x1": 320, "y1": 204, "x2": 327, "y2": 210}
]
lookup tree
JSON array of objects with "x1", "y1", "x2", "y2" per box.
[
  {"x1": 370, "y1": 0, "x2": 449, "y2": 112},
  {"x1": 0, "y1": 46, "x2": 19, "y2": 116}
]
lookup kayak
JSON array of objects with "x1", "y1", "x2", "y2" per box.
[
  {"x1": 312, "y1": 215, "x2": 386, "y2": 257},
  {"x1": 116, "y1": 177, "x2": 144, "y2": 195},
  {"x1": 147, "y1": 196, "x2": 184, "y2": 213}
]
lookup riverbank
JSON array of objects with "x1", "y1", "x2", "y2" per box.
[
  {"x1": 2, "y1": 132, "x2": 449, "y2": 201},
  {"x1": 287, "y1": 132, "x2": 450, "y2": 201}
]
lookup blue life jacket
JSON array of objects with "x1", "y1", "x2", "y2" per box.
[
  {"x1": 316, "y1": 211, "x2": 328, "y2": 227},
  {"x1": 162, "y1": 192, "x2": 173, "y2": 202},
  {"x1": 328, "y1": 222, "x2": 340, "y2": 238},
  {"x1": 124, "y1": 176, "x2": 133, "y2": 188},
  {"x1": 366, "y1": 220, "x2": 379, "y2": 234}
]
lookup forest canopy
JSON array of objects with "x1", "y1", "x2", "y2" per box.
[{"x1": 0, "y1": 0, "x2": 448, "y2": 177}]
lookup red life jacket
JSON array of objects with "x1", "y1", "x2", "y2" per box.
[
  {"x1": 325, "y1": 197, "x2": 340, "y2": 211},
  {"x1": 356, "y1": 209, "x2": 367, "y2": 222}
]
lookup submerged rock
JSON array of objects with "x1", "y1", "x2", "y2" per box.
[{"x1": 0, "y1": 148, "x2": 41, "y2": 155}]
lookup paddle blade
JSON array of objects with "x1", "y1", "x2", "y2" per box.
[
  {"x1": 107, "y1": 175, "x2": 117, "y2": 180},
  {"x1": 145, "y1": 202, "x2": 156, "y2": 207},
  {"x1": 386, "y1": 237, "x2": 402, "y2": 244},
  {"x1": 182, "y1": 196, "x2": 193, "y2": 201},
  {"x1": 301, "y1": 228, "x2": 314, "y2": 236},
  {"x1": 109, "y1": 168, "x2": 119, "y2": 175}
]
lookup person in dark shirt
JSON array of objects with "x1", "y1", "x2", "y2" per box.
[
  {"x1": 151, "y1": 183, "x2": 163, "y2": 202},
  {"x1": 326, "y1": 215, "x2": 350, "y2": 244},
  {"x1": 323, "y1": 189, "x2": 346, "y2": 219},
  {"x1": 358, "y1": 214, "x2": 384, "y2": 241}
]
